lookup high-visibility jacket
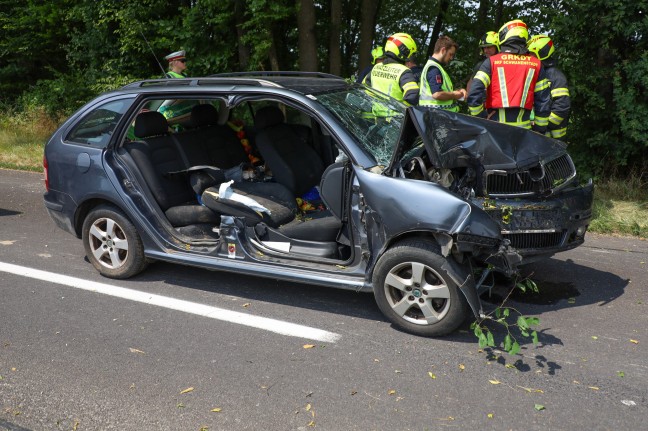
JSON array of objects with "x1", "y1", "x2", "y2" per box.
[
  {"x1": 166, "y1": 71, "x2": 186, "y2": 79},
  {"x1": 545, "y1": 64, "x2": 571, "y2": 139},
  {"x1": 419, "y1": 58, "x2": 459, "y2": 112},
  {"x1": 467, "y1": 51, "x2": 551, "y2": 131},
  {"x1": 363, "y1": 60, "x2": 420, "y2": 106}
]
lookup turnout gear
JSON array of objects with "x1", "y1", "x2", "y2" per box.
[
  {"x1": 384, "y1": 33, "x2": 417, "y2": 62},
  {"x1": 527, "y1": 35, "x2": 570, "y2": 138},
  {"x1": 479, "y1": 31, "x2": 500, "y2": 55},
  {"x1": 467, "y1": 19, "x2": 551, "y2": 132},
  {"x1": 419, "y1": 58, "x2": 459, "y2": 112}
]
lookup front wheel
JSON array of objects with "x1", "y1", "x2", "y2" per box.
[
  {"x1": 372, "y1": 239, "x2": 469, "y2": 337},
  {"x1": 82, "y1": 204, "x2": 148, "y2": 279}
]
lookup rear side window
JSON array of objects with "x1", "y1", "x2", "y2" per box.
[{"x1": 66, "y1": 99, "x2": 132, "y2": 147}]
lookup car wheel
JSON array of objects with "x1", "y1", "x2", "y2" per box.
[
  {"x1": 82, "y1": 204, "x2": 147, "y2": 279},
  {"x1": 372, "y1": 239, "x2": 469, "y2": 337}
]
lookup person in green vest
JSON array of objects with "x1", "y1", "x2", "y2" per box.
[
  {"x1": 419, "y1": 35, "x2": 467, "y2": 112},
  {"x1": 164, "y1": 50, "x2": 188, "y2": 78},
  {"x1": 362, "y1": 33, "x2": 420, "y2": 106}
]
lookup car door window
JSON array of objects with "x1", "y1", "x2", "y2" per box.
[{"x1": 66, "y1": 99, "x2": 132, "y2": 147}]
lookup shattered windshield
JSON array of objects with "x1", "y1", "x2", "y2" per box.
[{"x1": 316, "y1": 87, "x2": 405, "y2": 167}]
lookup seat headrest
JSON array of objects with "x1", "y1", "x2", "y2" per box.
[
  {"x1": 254, "y1": 106, "x2": 285, "y2": 130},
  {"x1": 190, "y1": 104, "x2": 219, "y2": 128},
  {"x1": 134, "y1": 111, "x2": 169, "y2": 138}
]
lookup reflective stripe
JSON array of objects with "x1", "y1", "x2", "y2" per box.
[
  {"x1": 474, "y1": 70, "x2": 490, "y2": 87},
  {"x1": 402, "y1": 81, "x2": 419, "y2": 92},
  {"x1": 549, "y1": 127, "x2": 567, "y2": 138},
  {"x1": 469, "y1": 104, "x2": 484, "y2": 115},
  {"x1": 534, "y1": 115, "x2": 549, "y2": 127},
  {"x1": 551, "y1": 87, "x2": 570, "y2": 98},
  {"x1": 519, "y1": 68, "x2": 536, "y2": 109},
  {"x1": 497, "y1": 67, "x2": 509, "y2": 107},
  {"x1": 535, "y1": 78, "x2": 550, "y2": 92},
  {"x1": 548, "y1": 112, "x2": 564, "y2": 125}
]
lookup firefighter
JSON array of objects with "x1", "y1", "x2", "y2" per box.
[
  {"x1": 357, "y1": 46, "x2": 385, "y2": 83},
  {"x1": 164, "y1": 50, "x2": 188, "y2": 78},
  {"x1": 467, "y1": 20, "x2": 551, "y2": 133},
  {"x1": 363, "y1": 33, "x2": 420, "y2": 106},
  {"x1": 419, "y1": 35, "x2": 466, "y2": 112},
  {"x1": 527, "y1": 34, "x2": 571, "y2": 139},
  {"x1": 466, "y1": 31, "x2": 499, "y2": 93}
]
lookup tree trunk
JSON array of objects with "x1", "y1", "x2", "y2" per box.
[
  {"x1": 494, "y1": 0, "x2": 504, "y2": 29},
  {"x1": 329, "y1": 0, "x2": 342, "y2": 75},
  {"x1": 234, "y1": 0, "x2": 250, "y2": 70},
  {"x1": 426, "y1": 0, "x2": 450, "y2": 58},
  {"x1": 358, "y1": 0, "x2": 379, "y2": 73},
  {"x1": 297, "y1": 0, "x2": 318, "y2": 71},
  {"x1": 474, "y1": 0, "x2": 491, "y2": 63}
]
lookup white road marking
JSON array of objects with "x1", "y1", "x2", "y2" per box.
[{"x1": 0, "y1": 261, "x2": 341, "y2": 343}]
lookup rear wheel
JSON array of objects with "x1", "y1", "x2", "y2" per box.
[
  {"x1": 372, "y1": 239, "x2": 469, "y2": 336},
  {"x1": 82, "y1": 205, "x2": 147, "y2": 279}
]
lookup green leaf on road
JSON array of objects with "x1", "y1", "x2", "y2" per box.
[{"x1": 534, "y1": 404, "x2": 545, "y2": 411}]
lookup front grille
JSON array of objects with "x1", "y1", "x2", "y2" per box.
[
  {"x1": 484, "y1": 154, "x2": 576, "y2": 197},
  {"x1": 503, "y1": 231, "x2": 566, "y2": 249}
]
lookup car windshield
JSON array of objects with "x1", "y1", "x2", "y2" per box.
[{"x1": 316, "y1": 86, "x2": 406, "y2": 167}]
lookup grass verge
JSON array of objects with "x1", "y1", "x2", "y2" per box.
[{"x1": 1, "y1": 111, "x2": 646, "y2": 239}]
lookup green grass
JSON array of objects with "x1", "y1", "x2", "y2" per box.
[{"x1": 1, "y1": 110, "x2": 646, "y2": 239}]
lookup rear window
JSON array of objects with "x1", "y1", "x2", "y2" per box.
[{"x1": 66, "y1": 99, "x2": 133, "y2": 147}]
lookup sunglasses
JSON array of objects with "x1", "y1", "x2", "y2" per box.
[{"x1": 178, "y1": 59, "x2": 187, "y2": 63}]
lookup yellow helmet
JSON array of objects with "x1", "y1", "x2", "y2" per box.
[
  {"x1": 371, "y1": 46, "x2": 384, "y2": 64},
  {"x1": 384, "y1": 33, "x2": 417, "y2": 62},
  {"x1": 479, "y1": 31, "x2": 499, "y2": 55},
  {"x1": 498, "y1": 19, "x2": 529, "y2": 45},
  {"x1": 527, "y1": 34, "x2": 555, "y2": 61}
]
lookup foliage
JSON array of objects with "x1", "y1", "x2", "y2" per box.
[
  {"x1": 545, "y1": 0, "x2": 648, "y2": 175},
  {"x1": 471, "y1": 278, "x2": 541, "y2": 356},
  {"x1": 0, "y1": 0, "x2": 647, "y2": 175}
]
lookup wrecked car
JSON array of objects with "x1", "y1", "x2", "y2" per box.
[{"x1": 43, "y1": 73, "x2": 593, "y2": 336}]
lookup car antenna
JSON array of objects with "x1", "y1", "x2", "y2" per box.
[{"x1": 139, "y1": 28, "x2": 167, "y2": 78}]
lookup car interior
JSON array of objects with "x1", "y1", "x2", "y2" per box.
[{"x1": 117, "y1": 97, "x2": 353, "y2": 262}]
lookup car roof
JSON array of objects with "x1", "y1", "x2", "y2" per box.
[{"x1": 119, "y1": 72, "x2": 351, "y2": 96}]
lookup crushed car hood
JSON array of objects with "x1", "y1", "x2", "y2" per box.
[{"x1": 406, "y1": 107, "x2": 568, "y2": 171}]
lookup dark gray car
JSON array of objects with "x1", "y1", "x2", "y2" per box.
[{"x1": 43, "y1": 73, "x2": 593, "y2": 336}]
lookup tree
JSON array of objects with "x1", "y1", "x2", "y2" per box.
[{"x1": 297, "y1": 0, "x2": 318, "y2": 71}]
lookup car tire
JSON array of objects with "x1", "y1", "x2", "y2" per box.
[
  {"x1": 82, "y1": 204, "x2": 148, "y2": 279},
  {"x1": 372, "y1": 239, "x2": 469, "y2": 337}
]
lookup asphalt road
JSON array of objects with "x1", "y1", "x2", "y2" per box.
[{"x1": 1, "y1": 169, "x2": 647, "y2": 431}]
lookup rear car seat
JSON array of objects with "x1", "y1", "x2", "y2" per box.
[{"x1": 122, "y1": 111, "x2": 220, "y2": 227}]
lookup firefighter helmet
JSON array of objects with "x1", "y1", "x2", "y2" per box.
[
  {"x1": 498, "y1": 19, "x2": 529, "y2": 45},
  {"x1": 384, "y1": 33, "x2": 417, "y2": 62},
  {"x1": 527, "y1": 34, "x2": 555, "y2": 61},
  {"x1": 479, "y1": 31, "x2": 499, "y2": 55},
  {"x1": 371, "y1": 46, "x2": 385, "y2": 64}
]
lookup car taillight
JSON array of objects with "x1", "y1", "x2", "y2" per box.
[{"x1": 43, "y1": 154, "x2": 49, "y2": 191}]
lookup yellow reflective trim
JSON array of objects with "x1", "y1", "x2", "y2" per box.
[
  {"x1": 503, "y1": 120, "x2": 531, "y2": 129},
  {"x1": 520, "y1": 69, "x2": 536, "y2": 109},
  {"x1": 534, "y1": 115, "x2": 549, "y2": 126},
  {"x1": 550, "y1": 128, "x2": 567, "y2": 138},
  {"x1": 469, "y1": 104, "x2": 484, "y2": 115},
  {"x1": 497, "y1": 67, "x2": 509, "y2": 107},
  {"x1": 549, "y1": 112, "x2": 564, "y2": 125},
  {"x1": 402, "y1": 81, "x2": 419, "y2": 92},
  {"x1": 551, "y1": 87, "x2": 570, "y2": 97},
  {"x1": 535, "y1": 78, "x2": 550, "y2": 92},
  {"x1": 474, "y1": 71, "x2": 491, "y2": 87}
]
